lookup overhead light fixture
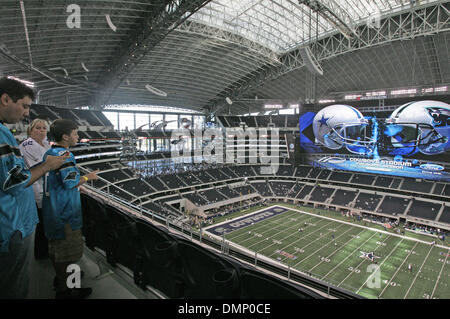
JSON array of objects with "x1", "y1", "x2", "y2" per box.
[
  {"x1": 226, "y1": 97, "x2": 233, "y2": 105},
  {"x1": 264, "y1": 104, "x2": 283, "y2": 109},
  {"x1": 145, "y1": 84, "x2": 167, "y2": 97},
  {"x1": 7, "y1": 75, "x2": 35, "y2": 88}
]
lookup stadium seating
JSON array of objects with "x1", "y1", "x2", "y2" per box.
[
  {"x1": 328, "y1": 171, "x2": 352, "y2": 183},
  {"x1": 295, "y1": 166, "x2": 311, "y2": 177},
  {"x1": 115, "y1": 178, "x2": 154, "y2": 197},
  {"x1": 433, "y1": 183, "x2": 446, "y2": 195},
  {"x1": 330, "y1": 189, "x2": 357, "y2": 207},
  {"x1": 269, "y1": 182, "x2": 295, "y2": 197},
  {"x1": 296, "y1": 185, "x2": 313, "y2": 200},
  {"x1": 377, "y1": 196, "x2": 410, "y2": 216},
  {"x1": 251, "y1": 182, "x2": 274, "y2": 197},
  {"x1": 350, "y1": 173, "x2": 375, "y2": 186},
  {"x1": 159, "y1": 174, "x2": 187, "y2": 189},
  {"x1": 81, "y1": 193, "x2": 324, "y2": 299},
  {"x1": 275, "y1": 166, "x2": 295, "y2": 177},
  {"x1": 353, "y1": 192, "x2": 382, "y2": 211},
  {"x1": 374, "y1": 176, "x2": 393, "y2": 188},
  {"x1": 198, "y1": 189, "x2": 228, "y2": 204},
  {"x1": 217, "y1": 186, "x2": 240, "y2": 199},
  {"x1": 407, "y1": 199, "x2": 441, "y2": 221},
  {"x1": 309, "y1": 186, "x2": 335, "y2": 203},
  {"x1": 438, "y1": 206, "x2": 450, "y2": 224},
  {"x1": 287, "y1": 183, "x2": 304, "y2": 198},
  {"x1": 183, "y1": 192, "x2": 210, "y2": 206}
]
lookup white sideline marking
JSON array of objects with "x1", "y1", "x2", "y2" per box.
[
  {"x1": 403, "y1": 245, "x2": 435, "y2": 299},
  {"x1": 431, "y1": 248, "x2": 450, "y2": 298},
  {"x1": 320, "y1": 231, "x2": 379, "y2": 281},
  {"x1": 378, "y1": 242, "x2": 418, "y2": 298},
  {"x1": 355, "y1": 238, "x2": 404, "y2": 293}
]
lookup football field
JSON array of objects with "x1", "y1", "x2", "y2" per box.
[{"x1": 205, "y1": 205, "x2": 450, "y2": 299}]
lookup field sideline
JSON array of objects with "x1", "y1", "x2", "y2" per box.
[{"x1": 204, "y1": 205, "x2": 450, "y2": 299}]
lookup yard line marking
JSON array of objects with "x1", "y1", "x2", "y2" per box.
[
  {"x1": 228, "y1": 210, "x2": 302, "y2": 243},
  {"x1": 280, "y1": 205, "x2": 448, "y2": 250},
  {"x1": 338, "y1": 233, "x2": 392, "y2": 289},
  {"x1": 302, "y1": 226, "x2": 364, "y2": 272},
  {"x1": 240, "y1": 212, "x2": 318, "y2": 247},
  {"x1": 355, "y1": 237, "x2": 404, "y2": 293},
  {"x1": 269, "y1": 220, "x2": 349, "y2": 263},
  {"x1": 320, "y1": 231, "x2": 379, "y2": 281},
  {"x1": 248, "y1": 217, "x2": 335, "y2": 251},
  {"x1": 431, "y1": 248, "x2": 450, "y2": 298},
  {"x1": 378, "y1": 241, "x2": 419, "y2": 298},
  {"x1": 403, "y1": 245, "x2": 435, "y2": 299}
]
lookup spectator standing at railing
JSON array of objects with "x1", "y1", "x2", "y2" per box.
[
  {"x1": 42, "y1": 119, "x2": 99, "y2": 299},
  {"x1": 19, "y1": 118, "x2": 51, "y2": 260},
  {"x1": 0, "y1": 77, "x2": 69, "y2": 299}
]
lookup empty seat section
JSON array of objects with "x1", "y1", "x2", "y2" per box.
[
  {"x1": 115, "y1": 179, "x2": 153, "y2": 197},
  {"x1": 295, "y1": 166, "x2": 311, "y2": 177},
  {"x1": 317, "y1": 170, "x2": 331, "y2": 180},
  {"x1": 354, "y1": 193, "x2": 382, "y2": 211},
  {"x1": 251, "y1": 182, "x2": 273, "y2": 196},
  {"x1": 330, "y1": 189, "x2": 357, "y2": 207},
  {"x1": 255, "y1": 116, "x2": 270, "y2": 127},
  {"x1": 276, "y1": 166, "x2": 295, "y2": 177},
  {"x1": 233, "y1": 185, "x2": 256, "y2": 195},
  {"x1": 377, "y1": 196, "x2": 410, "y2": 216},
  {"x1": 218, "y1": 167, "x2": 239, "y2": 179},
  {"x1": 194, "y1": 170, "x2": 216, "y2": 183},
  {"x1": 98, "y1": 169, "x2": 131, "y2": 183},
  {"x1": 198, "y1": 189, "x2": 227, "y2": 203},
  {"x1": 309, "y1": 186, "x2": 334, "y2": 202},
  {"x1": 270, "y1": 115, "x2": 286, "y2": 127},
  {"x1": 269, "y1": 182, "x2": 294, "y2": 197},
  {"x1": 407, "y1": 200, "x2": 441, "y2": 220},
  {"x1": 229, "y1": 166, "x2": 255, "y2": 177},
  {"x1": 144, "y1": 176, "x2": 167, "y2": 191},
  {"x1": 433, "y1": 183, "x2": 445, "y2": 195},
  {"x1": 350, "y1": 174, "x2": 375, "y2": 185},
  {"x1": 178, "y1": 172, "x2": 202, "y2": 186},
  {"x1": 286, "y1": 115, "x2": 299, "y2": 127},
  {"x1": 438, "y1": 206, "x2": 450, "y2": 224},
  {"x1": 374, "y1": 176, "x2": 393, "y2": 188},
  {"x1": 287, "y1": 183, "x2": 304, "y2": 198},
  {"x1": 159, "y1": 175, "x2": 186, "y2": 189},
  {"x1": 307, "y1": 168, "x2": 321, "y2": 179},
  {"x1": 218, "y1": 186, "x2": 239, "y2": 199},
  {"x1": 296, "y1": 185, "x2": 313, "y2": 199},
  {"x1": 207, "y1": 168, "x2": 232, "y2": 180},
  {"x1": 183, "y1": 192, "x2": 209, "y2": 206},
  {"x1": 328, "y1": 171, "x2": 351, "y2": 183},
  {"x1": 400, "y1": 178, "x2": 433, "y2": 193}
]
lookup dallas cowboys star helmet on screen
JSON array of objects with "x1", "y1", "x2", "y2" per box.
[
  {"x1": 385, "y1": 100, "x2": 449, "y2": 155},
  {"x1": 312, "y1": 104, "x2": 375, "y2": 154}
]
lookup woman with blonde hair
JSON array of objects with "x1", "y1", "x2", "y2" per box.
[{"x1": 19, "y1": 117, "x2": 51, "y2": 259}]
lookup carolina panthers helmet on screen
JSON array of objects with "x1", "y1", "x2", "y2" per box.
[
  {"x1": 385, "y1": 100, "x2": 449, "y2": 155},
  {"x1": 312, "y1": 104, "x2": 375, "y2": 154}
]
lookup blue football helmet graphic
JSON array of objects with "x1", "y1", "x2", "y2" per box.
[
  {"x1": 385, "y1": 100, "x2": 449, "y2": 155},
  {"x1": 312, "y1": 104, "x2": 376, "y2": 155}
]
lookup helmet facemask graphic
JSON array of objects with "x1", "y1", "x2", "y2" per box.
[
  {"x1": 385, "y1": 101, "x2": 450, "y2": 155},
  {"x1": 313, "y1": 104, "x2": 376, "y2": 155}
]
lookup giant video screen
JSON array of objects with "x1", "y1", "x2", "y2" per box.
[{"x1": 299, "y1": 100, "x2": 450, "y2": 182}]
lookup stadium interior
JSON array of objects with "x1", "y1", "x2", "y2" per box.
[{"x1": 1, "y1": 0, "x2": 449, "y2": 300}]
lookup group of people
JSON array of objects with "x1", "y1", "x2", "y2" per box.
[{"x1": 0, "y1": 77, "x2": 99, "y2": 299}]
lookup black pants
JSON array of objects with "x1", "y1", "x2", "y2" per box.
[{"x1": 34, "y1": 207, "x2": 49, "y2": 259}]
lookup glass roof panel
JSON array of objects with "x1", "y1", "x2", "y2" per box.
[{"x1": 188, "y1": 0, "x2": 440, "y2": 53}]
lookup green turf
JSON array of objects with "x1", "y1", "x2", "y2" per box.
[{"x1": 213, "y1": 205, "x2": 450, "y2": 299}]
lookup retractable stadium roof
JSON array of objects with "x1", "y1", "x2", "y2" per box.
[{"x1": 0, "y1": 0, "x2": 448, "y2": 115}]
